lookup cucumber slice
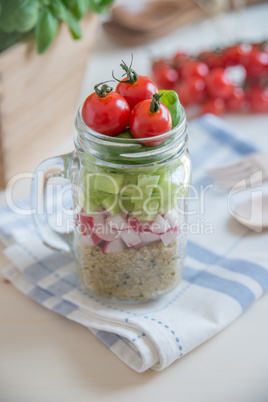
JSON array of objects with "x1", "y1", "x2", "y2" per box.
[
  {"x1": 130, "y1": 188, "x2": 153, "y2": 203},
  {"x1": 154, "y1": 182, "x2": 185, "y2": 213},
  {"x1": 138, "y1": 174, "x2": 160, "y2": 188},
  {"x1": 119, "y1": 198, "x2": 135, "y2": 214},
  {"x1": 120, "y1": 182, "x2": 153, "y2": 202},
  {"x1": 132, "y1": 198, "x2": 159, "y2": 221},
  {"x1": 144, "y1": 198, "x2": 160, "y2": 214},
  {"x1": 123, "y1": 175, "x2": 137, "y2": 185},
  {"x1": 133, "y1": 201, "x2": 144, "y2": 214},
  {"x1": 79, "y1": 193, "x2": 99, "y2": 214},
  {"x1": 158, "y1": 173, "x2": 170, "y2": 185},
  {"x1": 91, "y1": 190, "x2": 110, "y2": 204},
  {"x1": 83, "y1": 172, "x2": 95, "y2": 194},
  {"x1": 101, "y1": 194, "x2": 120, "y2": 216},
  {"x1": 94, "y1": 173, "x2": 124, "y2": 195},
  {"x1": 120, "y1": 184, "x2": 138, "y2": 198}
]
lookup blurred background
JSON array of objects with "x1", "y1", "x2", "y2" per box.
[{"x1": 0, "y1": 0, "x2": 267, "y2": 192}]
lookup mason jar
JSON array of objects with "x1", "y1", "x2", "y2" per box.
[{"x1": 31, "y1": 105, "x2": 191, "y2": 302}]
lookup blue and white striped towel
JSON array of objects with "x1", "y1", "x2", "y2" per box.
[{"x1": 1, "y1": 115, "x2": 268, "y2": 372}]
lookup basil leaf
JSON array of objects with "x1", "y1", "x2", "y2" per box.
[
  {"x1": 0, "y1": 30, "x2": 33, "y2": 53},
  {"x1": 159, "y1": 90, "x2": 181, "y2": 128},
  {"x1": 10, "y1": 0, "x2": 39, "y2": 33},
  {"x1": 50, "y1": 1, "x2": 81, "y2": 39},
  {"x1": 35, "y1": 7, "x2": 59, "y2": 53},
  {"x1": 0, "y1": 0, "x2": 18, "y2": 33},
  {"x1": 88, "y1": 0, "x2": 114, "y2": 13},
  {"x1": 72, "y1": 0, "x2": 88, "y2": 19},
  {"x1": 116, "y1": 129, "x2": 133, "y2": 139},
  {"x1": 62, "y1": 0, "x2": 75, "y2": 7},
  {"x1": 50, "y1": 0, "x2": 69, "y2": 20},
  {"x1": 64, "y1": 10, "x2": 82, "y2": 39}
]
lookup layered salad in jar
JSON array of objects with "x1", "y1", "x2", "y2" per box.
[{"x1": 73, "y1": 59, "x2": 190, "y2": 302}]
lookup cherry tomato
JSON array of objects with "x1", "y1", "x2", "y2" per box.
[
  {"x1": 205, "y1": 68, "x2": 234, "y2": 99},
  {"x1": 202, "y1": 98, "x2": 225, "y2": 116},
  {"x1": 172, "y1": 52, "x2": 190, "y2": 69},
  {"x1": 152, "y1": 59, "x2": 171, "y2": 72},
  {"x1": 129, "y1": 94, "x2": 172, "y2": 146},
  {"x1": 115, "y1": 76, "x2": 157, "y2": 110},
  {"x1": 237, "y1": 43, "x2": 268, "y2": 77},
  {"x1": 179, "y1": 61, "x2": 209, "y2": 80},
  {"x1": 226, "y1": 87, "x2": 246, "y2": 112},
  {"x1": 237, "y1": 44, "x2": 254, "y2": 67},
  {"x1": 198, "y1": 50, "x2": 224, "y2": 69},
  {"x1": 174, "y1": 80, "x2": 192, "y2": 107},
  {"x1": 247, "y1": 85, "x2": 268, "y2": 113},
  {"x1": 114, "y1": 59, "x2": 158, "y2": 110},
  {"x1": 245, "y1": 49, "x2": 268, "y2": 77},
  {"x1": 152, "y1": 60, "x2": 179, "y2": 89},
  {"x1": 82, "y1": 84, "x2": 130, "y2": 136},
  {"x1": 261, "y1": 41, "x2": 268, "y2": 54},
  {"x1": 223, "y1": 45, "x2": 241, "y2": 66},
  {"x1": 176, "y1": 76, "x2": 206, "y2": 106}
]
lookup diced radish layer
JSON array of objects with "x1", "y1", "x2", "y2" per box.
[
  {"x1": 79, "y1": 213, "x2": 94, "y2": 228},
  {"x1": 92, "y1": 213, "x2": 105, "y2": 228},
  {"x1": 92, "y1": 212, "x2": 120, "y2": 241},
  {"x1": 121, "y1": 229, "x2": 142, "y2": 247},
  {"x1": 139, "y1": 231, "x2": 160, "y2": 244},
  {"x1": 139, "y1": 221, "x2": 152, "y2": 232},
  {"x1": 107, "y1": 213, "x2": 130, "y2": 231},
  {"x1": 93, "y1": 222, "x2": 119, "y2": 241},
  {"x1": 79, "y1": 232, "x2": 101, "y2": 247},
  {"x1": 102, "y1": 238, "x2": 126, "y2": 254},
  {"x1": 160, "y1": 228, "x2": 180, "y2": 246},
  {"x1": 76, "y1": 211, "x2": 94, "y2": 235},
  {"x1": 164, "y1": 208, "x2": 180, "y2": 228},
  {"x1": 149, "y1": 214, "x2": 170, "y2": 234},
  {"x1": 128, "y1": 217, "x2": 140, "y2": 231},
  {"x1": 128, "y1": 217, "x2": 153, "y2": 232}
]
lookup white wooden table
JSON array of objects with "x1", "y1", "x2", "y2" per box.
[{"x1": 1, "y1": 3, "x2": 268, "y2": 401}]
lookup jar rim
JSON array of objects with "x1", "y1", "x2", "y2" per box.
[
  {"x1": 74, "y1": 104, "x2": 188, "y2": 164},
  {"x1": 75, "y1": 104, "x2": 187, "y2": 144}
]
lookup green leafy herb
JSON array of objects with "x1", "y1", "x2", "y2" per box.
[
  {"x1": 36, "y1": 7, "x2": 59, "y2": 53},
  {"x1": 64, "y1": 10, "x2": 82, "y2": 39},
  {"x1": 72, "y1": 0, "x2": 88, "y2": 19},
  {"x1": 116, "y1": 129, "x2": 133, "y2": 139},
  {"x1": 0, "y1": 30, "x2": 33, "y2": 53},
  {"x1": 88, "y1": 0, "x2": 114, "y2": 13},
  {"x1": 10, "y1": 0, "x2": 40, "y2": 33},
  {"x1": 0, "y1": 0, "x2": 18, "y2": 33},
  {"x1": 159, "y1": 90, "x2": 181, "y2": 128},
  {"x1": 62, "y1": 0, "x2": 75, "y2": 7},
  {"x1": 50, "y1": 0, "x2": 81, "y2": 39},
  {"x1": 0, "y1": 0, "x2": 115, "y2": 54}
]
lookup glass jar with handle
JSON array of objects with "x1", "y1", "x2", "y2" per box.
[{"x1": 31, "y1": 105, "x2": 191, "y2": 302}]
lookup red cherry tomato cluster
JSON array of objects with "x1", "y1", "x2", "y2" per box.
[
  {"x1": 82, "y1": 59, "x2": 171, "y2": 144},
  {"x1": 151, "y1": 41, "x2": 268, "y2": 116}
]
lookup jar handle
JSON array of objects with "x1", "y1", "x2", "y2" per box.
[{"x1": 31, "y1": 153, "x2": 74, "y2": 254}]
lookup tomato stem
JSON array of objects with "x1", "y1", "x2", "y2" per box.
[
  {"x1": 112, "y1": 54, "x2": 139, "y2": 85},
  {"x1": 94, "y1": 81, "x2": 114, "y2": 98},
  {"x1": 150, "y1": 93, "x2": 162, "y2": 113}
]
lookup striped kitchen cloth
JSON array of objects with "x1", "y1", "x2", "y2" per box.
[{"x1": 1, "y1": 114, "x2": 268, "y2": 373}]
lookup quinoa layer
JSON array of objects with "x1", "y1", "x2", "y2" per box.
[{"x1": 75, "y1": 237, "x2": 184, "y2": 302}]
